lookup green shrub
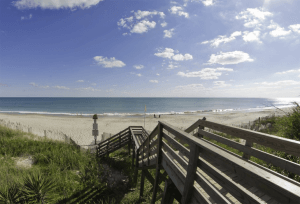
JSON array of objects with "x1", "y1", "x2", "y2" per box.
[{"x1": 275, "y1": 102, "x2": 300, "y2": 140}]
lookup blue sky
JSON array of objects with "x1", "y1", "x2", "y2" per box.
[{"x1": 0, "y1": 0, "x2": 299, "y2": 97}]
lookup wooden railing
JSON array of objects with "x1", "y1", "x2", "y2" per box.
[{"x1": 97, "y1": 119, "x2": 300, "y2": 203}]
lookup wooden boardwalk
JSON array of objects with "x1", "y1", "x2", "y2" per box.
[{"x1": 96, "y1": 118, "x2": 300, "y2": 204}]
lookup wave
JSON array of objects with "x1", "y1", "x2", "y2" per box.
[{"x1": 0, "y1": 103, "x2": 297, "y2": 117}]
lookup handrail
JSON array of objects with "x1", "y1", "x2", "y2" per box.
[{"x1": 197, "y1": 120, "x2": 300, "y2": 157}]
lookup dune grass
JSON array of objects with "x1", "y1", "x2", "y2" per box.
[{"x1": 0, "y1": 125, "x2": 115, "y2": 203}]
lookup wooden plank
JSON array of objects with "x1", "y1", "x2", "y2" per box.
[
  {"x1": 199, "y1": 146, "x2": 300, "y2": 203},
  {"x1": 242, "y1": 140, "x2": 253, "y2": 160},
  {"x1": 162, "y1": 123, "x2": 190, "y2": 146},
  {"x1": 161, "y1": 141, "x2": 188, "y2": 170},
  {"x1": 184, "y1": 118, "x2": 202, "y2": 133},
  {"x1": 139, "y1": 170, "x2": 145, "y2": 199},
  {"x1": 197, "y1": 157, "x2": 263, "y2": 203},
  {"x1": 151, "y1": 123, "x2": 164, "y2": 204},
  {"x1": 181, "y1": 143, "x2": 201, "y2": 204},
  {"x1": 196, "y1": 120, "x2": 300, "y2": 157},
  {"x1": 98, "y1": 131, "x2": 129, "y2": 148},
  {"x1": 199, "y1": 129, "x2": 300, "y2": 177},
  {"x1": 163, "y1": 132, "x2": 190, "y2": 159},
  {"x1": 131, "y1": 127, "x2": 141, "y2": 150}
]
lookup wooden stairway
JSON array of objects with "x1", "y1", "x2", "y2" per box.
[{"x1": 96, "y1": 119, "x2": 300, "y2": 204}]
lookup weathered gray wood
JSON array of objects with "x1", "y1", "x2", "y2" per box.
[
  {"x1": 181, "y1": 143, "x2": 201, "y2": 204},
  {"x1": 147, "y1": 136, "x2": 150, "y2": 165},
  {"x1": 242, "y1": 140, "x2": 253, "y2": 160},
  {"x1": 134, "y1": 149, "x2": 139, "y2": 184},
  {"x1": 162, "y1": 179, "x2": 181, "y2": 204},
  {"x1": 162, "y1": 124, "x2": 190, "y2": 146},
  {"x1": 199, "y1": 143, "x2": 300, "y2": 203},
  {"x1": 151, "y1": 123, "x2": 164, "y2": 204},
  {"x1": 198, "y1": 129, "x2": 300, "y2": 176},
  {"x1": 139, "y1": 170, "x2": 145, "y2": 199},
  {"x1": 194, "y1": 171, "x2": 231, "y2": 204},
  {"x1": 161, "y1": 141, "x2": 188, "y2": 170},
  {"x1": 184, "y1": 118, "x2": 203, "y2": 133},
  {"x1": 163, "y1": 132, "x2": 190, "y2": 159},
  {"x1": 197, "y1": 157, "x2": 263, "y2": 203},
  {"x1": 196, "y1": 120, "x2": 300, "y2": 157},
  {"x1": 98, "y1": 131, "x2": 129, "y2": 148}
]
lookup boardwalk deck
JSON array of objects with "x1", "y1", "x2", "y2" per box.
[{"x1": 96, "y1": 119, "x2": 300, "y2": 203}]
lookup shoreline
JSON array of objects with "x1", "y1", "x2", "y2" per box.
[{"x1": 0, "y1": 107, "x2": 293, "y2": 147}]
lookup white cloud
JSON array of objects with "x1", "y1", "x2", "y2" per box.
[
  {"x1": 149, "y1": 80, "x2": 158, "y2": 83},
  {"x1": 213, "y1": 81, "x2": 232, "y2": 88},
  {"x1": 164, "y1": 28, "x2": 175, "y2": 38},
  {"x1": 236, "y1": 7, "x2": 273, "y2": 28},
  {"x1": 172, "y1": 54, "x2": 193, "y2": 61},
  {"x1": 242, "y1": 31, "x2": 261, "y2": 43},
  {"x1": 154, "y1": 48, "x2": 175, "y2": 59},
  {"x1": 208, "y1": 51, "x2": 254, "y2": 65},
  {"x1": 275, "y1": 69, "x2": 300, "y2": 75},
  {"x1": 169, "y1": 6, "x2": 189, "y2": 18},
  {"x1": 289, "y1": 24, "x2": 300, "y2": 34},
  {"x1": 167, "y1": 62, "x2": 178, "y2": 70},
  {"x1": 201, "y1": 31, "x2": 241, "y2": 47},
  {"x1": 255, "y1": 80, "x2": 300, "y2": 86},
  {"x1": 75, "y1": 87, "x2": 101, "y2": 91},
  {"x1": 134, "y1": 10, "x2": 165, "y2": 19},
  {"x1": 161, "y1": 22, "x2": 167, "y2": 27},
  {"x1": 94, "y1": 56, "x2": 126, "y2": 68},
  {"x1": 53, "y1": 86, "x2": 70, "y2": 90},
  {"x1": 91, "y1": 83, "x2": 96, "y2": 86},
  {"x1": 131, "y1": 20, "x2": 156, "y2": 34},
  {"x1": 21, "y1": 13, "x2": 32, "y2": 20},
  {"x1": 136, "y1": 73, "x2": 142, "y2": 77},
  {"x1": 200, "y1": 0, "x2": 214, "y2": 6},
  {"x1": 156, "y1": 73, "x2": 160, "y2": 76},
  {"x1": 177, "y1": 67, "x2": 233, "y2": 79},
  {"x1": 154, "y1": 48, "x2": 193, "y2": 61},
  {"x1": 133, "y1": 65, "x2": 144, "y2": 69},
  {"x1": 269, "y1": 26, "x2": 291, "y2": 37},
  {"x1": 76, "y1": 80, "x2": 84, "y2": 82},
  {"x1": 13, "y1": 0, "x2": 103, "y2": 10},
  {"x1": 118, "y1": 10, "x2": 165, "y2": 34},
  {"x1": 29, "y1": 82, "x2": 49, "y2": 88}
]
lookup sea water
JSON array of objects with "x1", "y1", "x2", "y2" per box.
[{"x1": 0, "y1": 97, "x2": 299, "y2": 117}]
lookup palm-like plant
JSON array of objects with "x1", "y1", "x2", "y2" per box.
[
  {"x1": 0, "y1": 182, "x2": 24, "y2": 204},
  {"x1": 21, "y1": 171, "x2": 56, "y2": 204}
]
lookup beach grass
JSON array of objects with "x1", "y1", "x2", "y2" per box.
[{"x1": 0, "y1": 125, "x2": 115, "y2": 203}]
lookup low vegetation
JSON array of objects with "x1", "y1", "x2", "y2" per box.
[{"x1": 203, "y1": 102, "x2": 300, "y2": 182}]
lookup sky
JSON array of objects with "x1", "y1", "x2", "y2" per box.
[{"x1": 0, "y1": 0, "x2": 299, "y2": 97}]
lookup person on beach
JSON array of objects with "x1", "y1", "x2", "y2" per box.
[
  {"x1": 154, "y1": 114, "x2": 156, "y2": 118},
  {"x1": 159, "y1": 115, "x2": 160, "y2": 118}
]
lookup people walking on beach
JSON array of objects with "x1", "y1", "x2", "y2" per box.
[
  {"x1": 159, "y1": 115, "x2": 160, "y2": 118},
  {"x1": 154, "y1": 114, "x2": 156, "y2": 118}
]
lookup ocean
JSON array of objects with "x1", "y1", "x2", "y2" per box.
[{"x1": 0, "y1": 97, "x2": 299, "y2": 117}]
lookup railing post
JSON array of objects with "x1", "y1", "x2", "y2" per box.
[
  {"x1": 151, "y1": 122, "x2": 163, "y2": 204},
  {"x1": 181, "y1": 143, "x2": 201, "y2": 203},
  {"x1": 128, "y1": 130, "x2": 131, "y2": 155},
  {"x1": 142, "y1": 143, "x2": 145, "y2": 166},
  {"x1": 147, "y1": 136, "x2": 150, "y2": 165},
  {"x1": 106, "y1": 141, "x2": 110, "y2": 158},
  {"x1": 198, "y1": 117, "x2": 206, "y2": 138},
  {"x1": 242, "y1": 140, "x2": 253, "y2": 160},
  {"x1": 139, "y1": 170, "x2": 146, "y2": 200},
  {"x1": 134, "y1": 148, "x2": 139, "y2": 184}
]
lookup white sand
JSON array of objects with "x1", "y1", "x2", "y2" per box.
[{"x1": 0, "y1": 108, "x2": 292, "y2": 147}]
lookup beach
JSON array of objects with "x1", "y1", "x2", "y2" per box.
[{"x1": 0, "y1": 107, "x2": 292, "y2": 147}]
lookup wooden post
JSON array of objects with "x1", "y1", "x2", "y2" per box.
[
  {"x1": 132, "y1": 142, "x2": 135, "y2": 169},
  {"x1": 142, "y1": 142, "x2": 145, "y2": 166},
  {"x1": 162, "y1": 179, "x2": 181, "y2": 204},
  {"x1": 151, "y1": 123, "x2": 163, "y2": 204},
  {"x1": 198, "y1": 117, "x2": 206, "y2": 138},
  {"x1": 128, "y1": 131, "x2": 131, "y2": 155},
  {"x1": 106, "y1": 141, "x2": 110, "y2": 158},
  {"x1": 181, "y1": 143, "x2": 201, "y2": 203},
  {"x1": 242, "y1": 140, "x2": 253, "y2": 160},
  {"x1": 134, "y1": 148, "x2": 139, "y2": 184},
  {"x1": 147, "y1": 136, "x2": 150, "y2": 165},
  {"x1": 139, "y1": 170, "x2": 146, "y2": 200}
]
